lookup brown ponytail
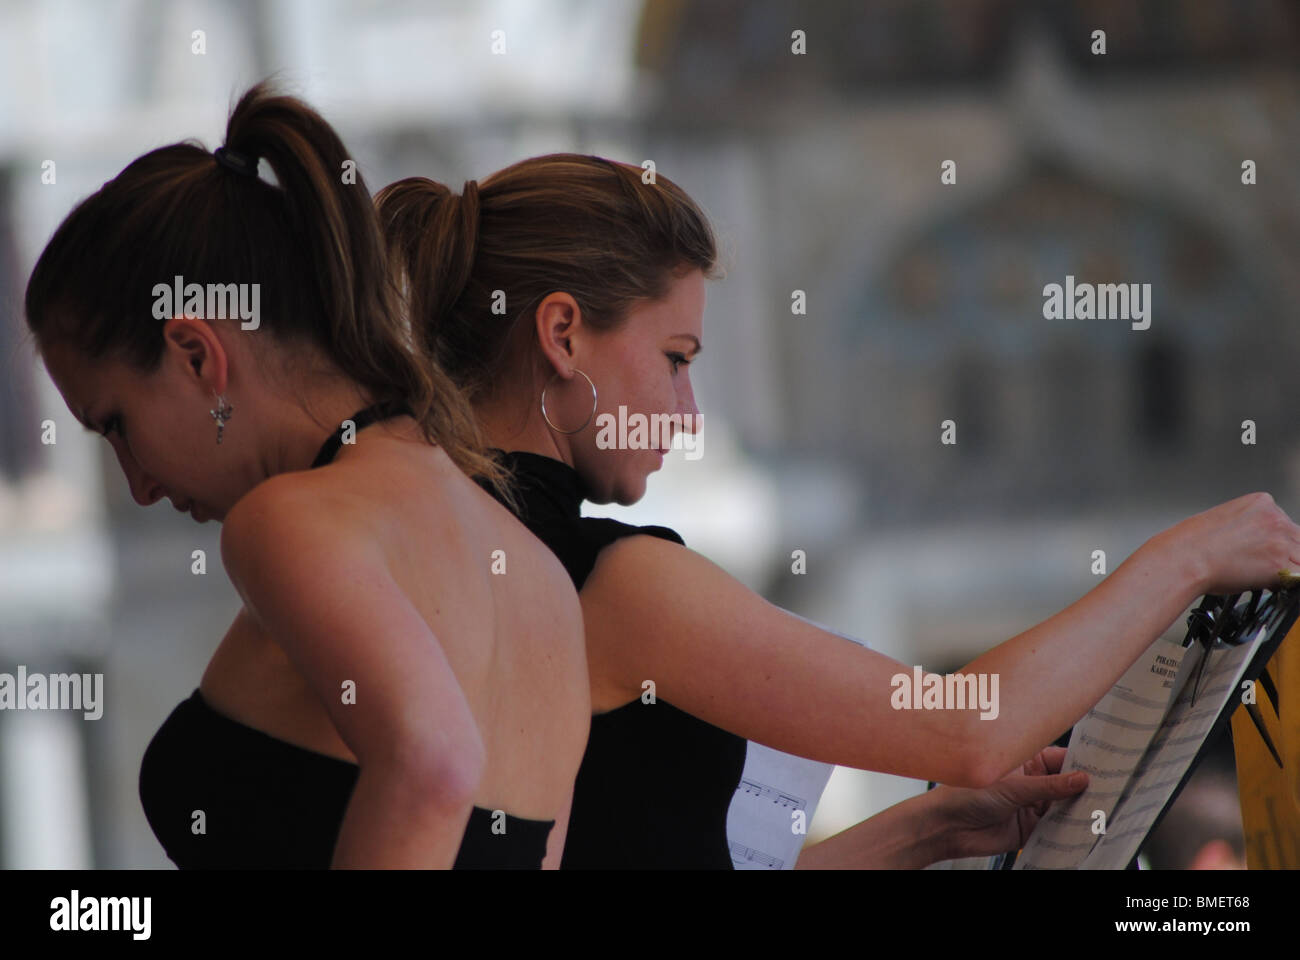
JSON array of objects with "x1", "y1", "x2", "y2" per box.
[
  {"x1": 380, "y1": 177, "x2": 484, "y2": 383},
  {"x1": 376, "y1": 154, "x2": 722, "y2": 406},
  {"x1": 25, "y1": 80, "x2": 505, "y2": 491}
]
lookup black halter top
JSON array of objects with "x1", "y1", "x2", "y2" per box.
[
  {"x1": 138, "y1": 402, "x2": 555, "y2": 869},
  {"x1": 482, "y1": 450, "x2": 748, "y2": 868}
]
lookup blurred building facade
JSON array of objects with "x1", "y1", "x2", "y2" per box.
[{"x1": 0, "y1": 0, "x2": 1297, "y2": 864}]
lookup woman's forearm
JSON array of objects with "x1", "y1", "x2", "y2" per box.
[
  {"x1": 583, "y1": 493, "x2": 1296, "y2": 788},
  {"x1": 330, "y1": 762, "x2": 475, "y2": 869},
  {"x1": 951, "y1": 531, "x2": 1203, "y2": 786},
  {"x1": 794, "y1": 790, "x2": 951, "y2": 869}
]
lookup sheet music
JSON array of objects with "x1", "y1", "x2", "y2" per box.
[
  {"x1": 727, "y1": 741, "x2": 833, "y2": 869},
  {"x1": 1016, "y1": 616, "x2": 1272, "y2": 869},
  {"x1": 1014, "y1": 637, "x2": 1189, "y2": 869},
  {"x1": 1082, "y1": 637, "x2": 1255, "y2": 868},
  {"x1": 726, "y1": 611, "x2": 855, "y2": 869}
]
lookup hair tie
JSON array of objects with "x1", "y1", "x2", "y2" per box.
[{"x1": 214, "y1": 146, "x2": 258, "y2": 178}]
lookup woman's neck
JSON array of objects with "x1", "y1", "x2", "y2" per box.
[
  {"x1": 473, "y1": 391, "x2": 573, "y2": 468},
  {"x1": 262, "y1": 379, "x2": 385, "y2": 476}
]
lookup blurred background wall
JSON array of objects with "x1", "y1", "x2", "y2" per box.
[{"x1": 0, "y1": 0, "x2": 1297, "y2": 868}]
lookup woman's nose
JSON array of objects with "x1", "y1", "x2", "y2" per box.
[
  {"x1": 112, "y1": 445, "x2": 164, "y2": 506},
  {"x1": 677, "y1": 387, "x2": 700, "y2": 428},
  {"x1": 131, "y1": 478, "x2": 165, "y2": 507}
]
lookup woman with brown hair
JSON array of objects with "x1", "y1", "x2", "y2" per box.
[
  {"x1": 378, "y1": 155, "x2": 1300, "y2": 868},
  {"x1": 25, "y1": 85, "x2": 589, "y2": 869}
]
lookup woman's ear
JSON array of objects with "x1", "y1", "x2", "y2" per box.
[
  {"x1": 161, "y1": 316, "x2": 229, "y2": 396},
  {"x1": 533, "y1": 291, "x2": 584, "y2": 376}
]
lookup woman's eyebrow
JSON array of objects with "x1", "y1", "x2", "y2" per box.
[{"x1": 675, "y1": 334, "x2": 702, "y2": 356}]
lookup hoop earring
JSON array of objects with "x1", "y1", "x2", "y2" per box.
[
  {"x1": 540, "y1": 369, "x2": 597, "y2": 435},
  {"x1": 209, "y1": 393, "x2": 234, "y2": 445}
]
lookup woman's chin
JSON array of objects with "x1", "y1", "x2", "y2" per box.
[
  {"x1": 585, "y1": 455, "x2": 654, "y2": 506},
  {"x1": 616, "y1": 472, "x2": 652, "y2": 506}
]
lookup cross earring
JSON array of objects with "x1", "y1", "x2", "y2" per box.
[{"x1": 209, "y1": 394, "x2": 234, "y2": 445}]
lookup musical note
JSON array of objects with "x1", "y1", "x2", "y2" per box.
[
  {"x1": 725, "y1": 613, "x2": 862, "y2": 869},
  {"x1": 727, "y1": 742, "x2": 833, "y2": 871},
  {"x1": 729, "y1": 841, "x2": 783, "y2": 869},
  {"x1": 738, "y1": 778, "x2": 807, "y2": 810}
]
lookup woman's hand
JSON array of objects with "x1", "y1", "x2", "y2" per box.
[
  {"x1": 1150, "y1": 492, "x2": 1300, "y2": 597},
  {"x1": 931, "y1": 746, "x2": 1087, "y2": 860},
  {"x1": 794, "y1": 746, "x2": 1087, "y2": 868}
]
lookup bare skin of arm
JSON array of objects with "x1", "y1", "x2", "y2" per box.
[
  {"x1": 579, "y1": 493, "x2": 1300, "y2": 789},
  {"x1": 222, "y1": 481, "x2": 486, "y2": 868},
  {"x1": 540, "y1": 790, "x2": 574, "y2": 870},
  {"x1": 794, "y1": 747, "x2": 1086, "y2": 868}
]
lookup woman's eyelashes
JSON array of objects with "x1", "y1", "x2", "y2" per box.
[{"x1": 666, "y1": 352, "x2": 690, "y2": 374}]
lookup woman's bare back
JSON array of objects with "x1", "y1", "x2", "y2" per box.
[{"x1": 200, "y1": 419, "x2": 588, "y2": 822}]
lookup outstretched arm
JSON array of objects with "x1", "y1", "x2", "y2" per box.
[{"x1": 580, "y1": 493, "x2": 1300, "y2": 787}]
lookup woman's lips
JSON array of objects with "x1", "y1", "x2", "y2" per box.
[{"x1": 171, "y1": 498, "x2": 201, "y2": 520}]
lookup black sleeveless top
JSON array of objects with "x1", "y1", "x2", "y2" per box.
[
  {"x1": 138, "y1": 403, "x2": 555, "y2": 869},
  {"x1": 483, "y1": 450, "x2": 748, "y2": 869}
]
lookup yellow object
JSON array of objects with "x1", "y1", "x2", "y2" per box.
[{"x1": 1233, "y1": 622, "x2": 1300, "y2": 868}]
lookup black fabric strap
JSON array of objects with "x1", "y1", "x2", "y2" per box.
[{"x1": 309, "y1": 400, "x2": 414, "y2": 469}]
